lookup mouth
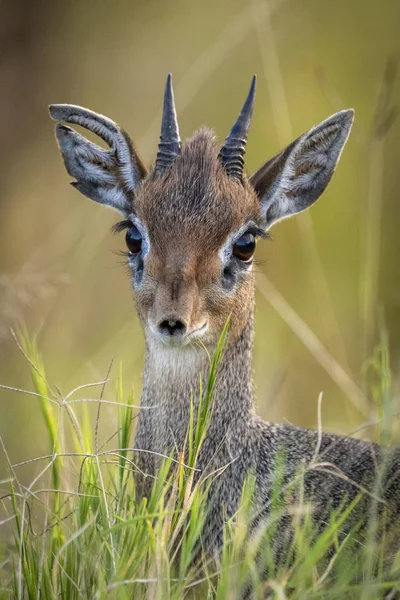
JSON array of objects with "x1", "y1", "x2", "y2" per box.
[
  {"x1": 186, "y1": 322, "x2": 208, "y2": 342},
  {"x1": 149, "y1": 322, "x2": 208, "y2": 347}
]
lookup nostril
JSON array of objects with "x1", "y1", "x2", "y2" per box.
[{"x1": 158, "y1": 319, "x2": 186, "y2": 336}]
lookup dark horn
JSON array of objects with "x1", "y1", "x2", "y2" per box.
[
  {"x1": 154, "y1": 74, "x2": 181, "y2": 176},
  {"x1": 219, "y1": 75, "x2": 257, "y2": 180}
]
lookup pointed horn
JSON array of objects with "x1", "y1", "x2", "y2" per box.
[
  {"x1": 219, "y1": 75, "x2": 257, "y2": 180},
  {"x1": 155, "y1": 74, "x2": 181, "y2": 176}
]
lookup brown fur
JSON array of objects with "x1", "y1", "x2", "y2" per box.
[
  {"x1": 50, "y1": 92, "x2": 400, "y2": 563},
  {"x1": 133, "y1": 129, "x2": 259, "y2": 344}
]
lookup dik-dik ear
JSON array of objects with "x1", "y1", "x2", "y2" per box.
[
  {"x1": 251, "y1": 110, "x2": 354, "y2": 230},
  {"x1": 49, "y1": 104, "x2": 147, "y2": 215}
]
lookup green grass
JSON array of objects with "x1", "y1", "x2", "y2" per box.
[{"x1": 0, "y1": 329, "x2": 399, "y2": 599}]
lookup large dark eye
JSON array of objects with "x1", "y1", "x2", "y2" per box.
[
  {"x1": 232, "y1": 233, "x2": 256, "y2": 262},
  {"x1": 125, "y1": 225, "x2": 142, "y2": 254}
]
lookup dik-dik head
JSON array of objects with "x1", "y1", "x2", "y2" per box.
[{"x1": 50, "y1": 75, "x2": 353, "y2": 350}]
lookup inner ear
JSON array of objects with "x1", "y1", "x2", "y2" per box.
[
  {"x1": 251, "y1": 110, "x2": 354, "y2": 230},
  {"x1": 50, "y1": 104, "x2": 147, "y2": 216}
]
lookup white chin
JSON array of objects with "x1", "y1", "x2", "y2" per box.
[{"x1": 147, "y1": 323, "x2": 209, "y2": 348}]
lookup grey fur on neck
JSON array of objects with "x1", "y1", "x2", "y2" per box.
[
  {"x1": 135, "y1": 312, "x2": 256, "y2": 481},
  {"x1": 134, "y1": 310, "x2": 400, "y2": 551}
]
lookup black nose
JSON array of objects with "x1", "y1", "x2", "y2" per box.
[{"x1": 158, "y1": 318, "x2": 186, "y2": 337}]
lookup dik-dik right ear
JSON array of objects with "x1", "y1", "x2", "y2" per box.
[
  {"x1": 250, "y1": 110, "x2": 354, "y2": 230},
  {"x1": 49, "y1": 104, "x2": 147, "y2": 216}
]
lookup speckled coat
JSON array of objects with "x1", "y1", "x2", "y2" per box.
[
  {"x1": 135, "y1": 310, "x2": 400, "y2": 550},
  {"x1": 49, "y1": 78, "x2": 400, "y2": 556}
]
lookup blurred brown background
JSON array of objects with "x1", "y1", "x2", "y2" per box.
[{"x1": 1, "y1": 0, "x2": 399, "y2": 475}]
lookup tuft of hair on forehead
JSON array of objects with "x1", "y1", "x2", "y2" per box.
[
  {"x1": 176, "y1": 127, "x2": 220, "y2": 174},
  {"x1": 134, "y1": 127, "x2": 260, "y2": 248},
  {"x1": 149, "y1": 127, "x2": 223, "y2": 193}
]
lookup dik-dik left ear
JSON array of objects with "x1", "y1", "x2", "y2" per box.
[
  {"x1": 251, "y1": 110, "x2": 354, "y2": 230},
  {"x1": 49, "y1": 104, "x2": 147, "y2": 216}
]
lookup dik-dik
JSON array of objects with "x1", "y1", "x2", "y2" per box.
[{"x1": 50, "y1": 75, "x2": 400, "y2": 551}]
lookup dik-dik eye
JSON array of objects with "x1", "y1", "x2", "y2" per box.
[
  {"x1": 125, "y1": 225, "x2": 142, "y2": 254},
  {"x1": 232, "y1": 233, "x2": 256, "y2": 262}
]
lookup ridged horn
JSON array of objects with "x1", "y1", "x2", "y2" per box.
[
  {"x1": 219, "y1": 75, "x2": 257, "y2": 180},
  {"x1": 154, "y1": 74, "x2": 181, "y2": 176}
]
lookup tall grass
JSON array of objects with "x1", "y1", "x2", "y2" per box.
[{"x1": 0, "y1": 329, "x2": 399, "y2": 599}]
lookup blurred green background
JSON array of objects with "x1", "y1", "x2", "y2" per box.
[{"x1": 1, "y1": 0, "x2": 399, "y2": 479}]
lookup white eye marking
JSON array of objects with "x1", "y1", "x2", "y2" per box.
[
  {"x1": 219, "y1": 222, "x2": 256, "y2": 268},
  {"x1": 128, "y1": 213, "x2": 150, "y2": 262}
]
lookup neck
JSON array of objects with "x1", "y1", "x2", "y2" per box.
[{"x1": 135, "y1": 310, "x2": 255, "y2": 472}]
